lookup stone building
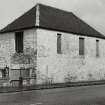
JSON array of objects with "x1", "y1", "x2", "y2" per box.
[{"x1": 0, "y1": 4, "x2": 105, "y2": 85}]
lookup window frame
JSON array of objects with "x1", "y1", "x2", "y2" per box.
[
  {"x1": 57, "y1": 33, "x2": 62, "y2": 54},
  {"x1": 15, "y1": 31, "x2": 24, "y2": 53},
  {"x1": 79, "y1": 37, "x2": 85, "y2": 56}
]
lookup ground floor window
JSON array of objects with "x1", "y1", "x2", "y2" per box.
[{"x1": 0, "y1": 66, "x2": 9, "y2": 79}]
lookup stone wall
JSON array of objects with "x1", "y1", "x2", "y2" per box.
[
  {"x1": 0, "y1": 32, "x2": 15, "y2": 85},
  {"x1": 0, "y1": 28, "x2": 105, "y2": 85},
  {"x1": 24, "y1": 29, "x2": 37, "y2": 53},
  {"x1": 0, "y1": 33, "x2": 15, "y2": 68},
  {"x1": 37, "y1": 28, "x2": 105, "y2": 84},
  {"x1": 0, "y1": 29, "x2": 37, "y2": 85},
  {"x1": 10, "y1": 28, "x2": 37, "y2": 82}
]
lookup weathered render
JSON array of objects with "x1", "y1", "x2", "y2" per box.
[
  {"x1": 10, "y1": 29, "x2": 37, "y2": 82},
  {"x1": 37, "y1": 28, "x2": 105, "y2": 84},
  {"x1": 0, "y1": 29, "x2": 37, "y2": 86},
  {"x1": 0, "y1": 4, "x2": 105, "y2": 86}
]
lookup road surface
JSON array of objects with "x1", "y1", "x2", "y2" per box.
[{"x1": 0, "y1": 85, "x2": 105, "y2": 105}]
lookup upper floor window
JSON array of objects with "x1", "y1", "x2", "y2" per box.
[
  {"x1": 57, "y1": 33, "x2": 62, "y2": 54},
  {"x1": 15, "y1": 31, "x2": 23, "y2": 53},
  {"x1": 96, "y1": 40, "x2": 99, "y2": 57},
  {"x1": 79, "y1": 37, "x2": 85, "y2": 56}
]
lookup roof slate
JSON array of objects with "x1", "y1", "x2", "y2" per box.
[
  {"x1": 0, "y1": 6, "x2": 36, "y2": 33},
  {"x1": 0, "y1": 4, "x2": 105, "y2": 39}
]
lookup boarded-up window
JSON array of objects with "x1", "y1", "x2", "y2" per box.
[
  {"x1": 79, "y1": 37, "x2": 85, "y2": 55},
  {"x1": 57, "y1": 33, "x2": 62, "y2": 54},
  {"x1": 15, "y1": 32, "x2": 23, "y2": 53},
  {"x1": 96, "y1": 40, "x2": 99, "y2": 57}
]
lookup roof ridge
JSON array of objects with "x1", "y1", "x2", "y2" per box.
[
  {"x1": 38, "y1": 3, "x2": 73, "y2": 14},
  {"x1": 35, "y1": 3, "x2": 40, "y2": 26}
]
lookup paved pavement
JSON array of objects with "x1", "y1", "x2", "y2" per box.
[{"x1": 0, "y1": 85, "x2": 105, "y2": 105}]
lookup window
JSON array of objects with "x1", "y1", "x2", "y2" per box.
[
  {"x1": 79, "y1": 37, "x2": 85, "y2": 55},
  {"x1": 1, "y1": 66, "x2": 9, "y2": 79},
  {"x1": 96, "y1": 40, "x2": 99, "y2": 57},
  {"x1": 15, "y1": 31, "x2": 23, "y2": 53},
  {"x1": 57, "y1": 33, "x2": 62, "y2": 54}
]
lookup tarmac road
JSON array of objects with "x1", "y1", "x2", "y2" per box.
[{"x1": 0, "y1": 85, "x2": 105, "y2": 105}]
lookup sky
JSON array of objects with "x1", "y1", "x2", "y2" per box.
[{"x1": 0, "y1": 0, "x2": 105, "y2": 34}]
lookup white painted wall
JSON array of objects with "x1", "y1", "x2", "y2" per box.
[{"x1": 37, "y1": 28, "x2": 105, "y2": 84}]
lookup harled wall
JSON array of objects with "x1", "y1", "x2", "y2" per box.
[
  {"x1": 37, "y1": 28, "x2": 105, "y2": 84},
  {"x1": 0, "y1": 28, "x2": 37, "y2": 85}
]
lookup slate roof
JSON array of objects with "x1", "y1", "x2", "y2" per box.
[
  {"x1": 0, "y1": 6, "x2": 36, "y2": 33},
  {"x1": 0, "y1": 4, "x2": 105, "y2": 39}
]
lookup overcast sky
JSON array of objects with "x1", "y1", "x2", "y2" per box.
[{"x1": 0, "y1": 0, "x2": 105, "y2": 34}]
